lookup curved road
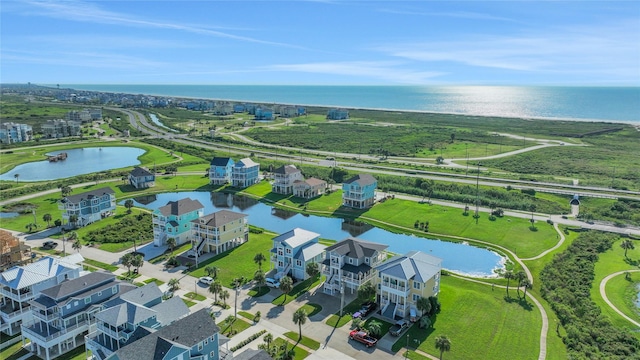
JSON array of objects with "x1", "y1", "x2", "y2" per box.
[{"x1": 599, "y1": 270, "x2": 640, "y2": 328}]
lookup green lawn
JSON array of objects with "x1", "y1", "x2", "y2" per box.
[
  {"x1": 143, "y1": 278, "x2": 165, "y2": 286},
  {"x1": 591, "y1": 238, "x2": 640, "y2": 333},
  {"x1": 0, "y1": 339, "x2": 27, "y2": 360},
  {"x1": 283, "y1": 331, "x2": 321, "y2": 350},
  {"x1": 273, "y1": 338, "x2": 310, "y2": 360},
  {"x1": 300, "y1": 303, "x2": 322, "y2": 317},
  {"x1": 237, "y1": 311, "x2": 257, "y2": 322},
  {"x1": 182, "y1": 298, "x2": 197, "y2": 307},
  {"x1": 395, "y1": 275, "x2": 542, "y2": 360},
  {"x1": 189, "y1": 231, "x2": 275, "y2": 287},
  {"x1": 217, "y1": 317, "x2": 252, "y2": 338},
  {"x1": 248, "y1": 285, "x2": 271, "y2": 297},
  {"x1": 184, "y1": 292, "x2": 206, "y2": 301},
  {"x1": 271, "y1": 276, "x2": 324, "y2": 306},
  {"x1": 83, "y1": 258, "x2": 119, "y2": 272},
  {"x1": 325, "y1": 298, "x2": 365, "y2": 328}
]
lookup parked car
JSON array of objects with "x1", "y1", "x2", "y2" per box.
[
  {"x1": 349, "y1": 330, "x2": 377, "y2": 348},
  {"x1": 198, "y1": 276, "x2": 214, "y2": 285},
  {"x1": 359, "y1": 301, "x2": 378, "y2": 317},
  {"x1": 266, "y1": 277, "x2": 280, "y2": 288},
  {"x1": 389, "y1": 319, "x2": 409, "y2": 336},
  {"x1": 42, "y1": 241, "x2": 57, "y2": 250}
]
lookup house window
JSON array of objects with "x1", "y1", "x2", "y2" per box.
[
  {"x1": 412, "y1": 294, "x2": 419, "y2": 302},
  {"x1": 98, "y1": 291, "x2": 102, "y2": 296},
  {"x1": 413, "y1": 282, "x2": 421, "y2": 290},
  {"x1": 210, "y1": 351, "x2": 215, "y2": 358},
  {"x1": 74, "y1": 301, "x2": 79, "y2": 306},
  {"x1": 85, "y1": 297, "x2": 91, "y2": 304},
  {"x1": 296, "y1": 260, "x2": 302, "y2": 267},
  {"x1": 349, "y1": 258, "x2": 353, "y2": 264},
  {"x1": 285, "y1": 248, "x2": 292, "y2": 254},
  {"x1": 278, "y1": 261, "x2": 283, "y2": 268},
  {"x1": 365, "y1": 258, "x2": 369, "y2": 264},
  {"x1": 66, "y1": 304, "x2": 71, "y2": 309},
  {"x1": 211, "y1": 335, "x2": 215, "y2": 341},
  {"x1": 198, "y1": 343, "x2": 203, "y2": 351},
  {"x1": 112, "y1": 286, "x2": 117, "y2": 294},
  {"x1": 205, "y1": 339, "x2": 208, "y2": 345}
]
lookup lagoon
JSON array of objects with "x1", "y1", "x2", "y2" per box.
[
  {"x1": 0, "y1": 147, "x2": 145, "y2": 182},
  {"x1": 125, "y1": 191, "x2": 505, "y2": 277}
]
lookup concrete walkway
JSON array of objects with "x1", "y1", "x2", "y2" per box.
[{"x1": 599, "y1": 270, "x2": 640, "y2": 328}]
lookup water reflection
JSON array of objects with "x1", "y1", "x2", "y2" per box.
[{"x1": 123, "y1": 191, "x2": 504, "y2": 276}]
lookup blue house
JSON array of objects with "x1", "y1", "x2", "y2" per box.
[
  {"x1": 342, "y1": 174, "x2": 377, "y2": 209},
  {"x1": 233, "y1": 104, "x2": 246, "y2": 113},
  {"x1": 255, "y1": 107, "x2": 274, "y2": 120},
  {"x1": 105, "y1": 308, "x2": 230, "y2": 360},
  {"x1": 231, "y1": 158, "x2": 260, "y2": 188},
  {"x1": 128, "y1": 167, "x2": 155, "y2": 189},
  {"x1": 152, "y1": 198, "x2": 204, "y2": 246},
  {"x1": 327, "y1": 108, "x2": 349, "y2": 120},
  {"x1": 271, "y1": 228, "x2": 326, "y2": 281},
  {"x1": 59, "y1": 187, "x2": 116, "y2": 227},
  {"x1": 209, "y1": 157, "x2": 235, "y2": 185}
]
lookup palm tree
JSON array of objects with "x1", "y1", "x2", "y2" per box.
[
  {"x1": 357, "y1": 281, "x2": 376, "y2": 301},
  {"x1": 14, "y1": 173, "x2": 19, "y2": 183},
  {"x1": 254, "y1": 253, "x2": 266, "y2": 271},
  {"x1": 292, "y1": 308, "x2": 308, "y2": 340},
  {"x1": 514, "y1": 271, "x2": 526, "y2": 299},
  {"x1": 621, "y1": 239, "x2": 635, "y2": 259},
  {"x1": 232, "y1": 277, "x2": 243, "y2": 318},
  {"x1": 121, "y1": 253, "x2": 134, "y2": 274},
  {"x1": 220, "y1": 289, "x2": 230, "y2": 307},
  {"x1": 367, "y1": 320, "x2": 382, "y2": 338},
  {"x1": 67, "y1": 231, "x2": 78, "y2": 242},
  {"x1": 72, "y1": 239, "x2": 82, "y2": 253},
  {"x1": 167, "y1": 237, "x2": 177, "y2": 254},
  {"x1": 263, "y1": 333, "x2": 274, "y2": 351},
  {"x1": 205, "y1": 265, "x2": 218, "y2": 278},
  {"x1": 43, "y1": 213, "x2": 52, "y2": 228},
  {"x1": 254, "y1": 269, "x2": 266, "y2": 291},
  {"x1": 279, "y1": 276, "x2": 293, "y2": 305},
  {"x1": 68, "y1": 214, "x2": 79, "y2": 228},
  {"x1": 504, "y1": 269, "x2": 515, "y2": 297},
  {"x1": 209, "y1": 280, "x2": 222, "y2": 303},
  {"x1": 306, "y1": 262, "x2": 320, "y2": 281},
  {"x1": 279, "y1": 349, "x2": 295, "y2": 360},
  {"x1": 25, "y1": 223, "x2": 37, "y2": 233},
  {"x1": 132, "y1": 254, "x2": 144, "y2": 273},
  {"x1": 61, "y1": 185, "x2": 72, "y2": 198},
  {"x1": 435, "y1": 335, "x2": 452, "y2": 360},
  {"x1": 520, "y1": 278, "x2": 532, "y2": 300},
  {"x1": 124, "y1": 199, "x2": 134, "y2": 214},
  {"x1": 419, "y1": 316, "x2": 432, "y2": 329},
  {"x1": 168, "y1": 278, "x2": 181, "y2": 294},
  {"x1": 417, "y1": 296, "x2": 432, "y2": 317},
  {"x1": 224, "y1": 315, "x2": 236, "y2": 334}
]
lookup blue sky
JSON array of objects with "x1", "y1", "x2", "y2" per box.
[{"x1": 1, "y1": 1, "x2": 639, "y2": 85}]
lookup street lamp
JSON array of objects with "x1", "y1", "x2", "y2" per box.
[{"x1": 405, "y1": 334, "x2": 409, "y2": 359}]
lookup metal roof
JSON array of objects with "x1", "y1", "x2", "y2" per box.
[
  {"x1": 273, "y1": 228, "x2": 320, "y2": 249},
  {"x1": 0, "y1": 254, "x2": 83, "y2": 290}
]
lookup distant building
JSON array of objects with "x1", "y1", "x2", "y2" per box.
[
  {"x1": 0, "y1": 230, "x2": 32, "y2": 271},
  {"x1": 41, "y1": 119, "x2": 81, "y2": 139},
  {"x1": 65, "y1": 109, "x2": 93, "y2": 123},
  {"x1": 327, "y1": 108, "x2": 349, "y2": 120},
  {"x1": 233, "y1": 104, "x2": 246, "y2": 113},
  {"x1": 254, "y1": 107, "x2": 274, "y2": 120},
  {"x1": 271, "y1": 228, "x2": 326, "y2": 281},
  {"x1": 342, "y1": 174, "x2": 377, "y2": 209},
  {"x1": 0, "y1": 254, "x2": 84, "y2": 336},
  {"x1": 59, "y1": 187, "x2": 116, "y2": 227},
  {"x1": 191, "y1": 210, "x2": 248, "y2": 256},
  {"x1": 128, "y1": 167, "x2": 155, "y2": 189},
  {"x1": 0, "y1": 122, "x2": 33, "y2": 144},
  {"x1": 292, "y1": 178, "x2": 327, "y2": 199},
  {"x1": 21, "y1": 272, "x2": 137, "y2": 360},
  {"x1": 272, "y1": 165, "x2": 303, "y2": 195},
  {"x1": 280, "y1": 106, "x2": 303, "y2": 118},
  {"x1": 213, "y1": 102, "x2": 233, "y2": 116},
  {"x1": 231, "y1": 158, "x2": 260, "y2": 188},
  {"x1": 152, "y1": 198, "x2": 204, "y2": 247},
  {"x1": 209, "y1": 157, "x2": 235, "y2": 185}
]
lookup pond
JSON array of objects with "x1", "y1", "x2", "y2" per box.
[
  {"x1": 0, "y1": 147, "x2": 145, "y2": 182},
  {"x1": 124, "y1": 191, "x2": 506, "y2": 277},
  {"x1": 149, "y1": 114, "x2": 179, "y2": 133}
]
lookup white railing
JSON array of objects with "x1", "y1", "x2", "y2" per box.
[
  {"x1": 23, "y1": 319, "x2": 90, "y2": 343},
  {"x1": 32, "y1": 310, "x2": 57, "y2": 322},
  {"x1": 382, "y1": 282, "x2": 407, "y2": 292},
  {"x1": 96, "y1": 323, "x2": 119, "y2": 339},
  {"x1": 0, "y1": 288, "x2": 33, "y2": 301},
  {"x1": 84, "y1": 334, "x2": 114, "y2": 360},
  {"x1": 1, "y1": 305, "x2": 31, "y2": 319}
]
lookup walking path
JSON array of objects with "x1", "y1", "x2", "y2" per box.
[
  {"x1": 599, "y1": 270, "x2": 640, "y2": 328},
  {"x1": 521, "y1": 223, "x2": 566, "y2": 261}
]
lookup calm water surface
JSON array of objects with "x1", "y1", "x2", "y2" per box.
[
  {"x1": 125, "y1": 191, "x2": 505, "y2": 277},
  {"x1": 0, "y1": 147, "x2": 145, "y2": 182}
]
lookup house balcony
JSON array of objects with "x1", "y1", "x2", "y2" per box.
[
  {"x1": 84, "y1": 334, "x2": 114, "y2": 360},
  {"x1": 96, "y1": 323, "x2": 121, "y2": 340},
  {"x1": 152, "y1": 218, "x2": 166, "y2": 226},
  {"x1": 32, "y1": 309, "x2": 57, "y2": 322},
  {"x1": 22, "y1": 319, "x2": 92, "y2": 346},
  {"x1": 381, "y1": 281, "x2": 408, "y2": 293},
  {"x1": 1, "y1": 288, "x2": 33, "y2": 301},
  {"x1": 1, "y1": 304, "x2": 31, "y2": 321},
  {"x1": 343, "y1": 193, "x2": 365, "y2": 200}
]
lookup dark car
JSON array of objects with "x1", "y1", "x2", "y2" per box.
[
  {"x1": 42, "y1": 241, "x2": 58, "y2": 250},
  {"x1": 359, "y1": 301, "x2": 378, "y2": 317}
]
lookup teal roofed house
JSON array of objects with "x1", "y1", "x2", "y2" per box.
[
  {"x1": 152, "y1": 198, "x2": 204, "y2": 247},
  {"x1": 342, "y1": 174, "x2": 377, "y2": 209}
]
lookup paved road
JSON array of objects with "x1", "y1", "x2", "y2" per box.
[{"x1": 599, "y1": 270, "x2": 640, "y2": 328}]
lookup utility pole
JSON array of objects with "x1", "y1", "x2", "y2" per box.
[
  {"x1": 340, "y1": 283, "x2": 345, "y2": 317},
  {"x1": 611, "y1": 166, "x2": 616, "y2": 188},
  {"x1": 475, "y1": 163, "x2": 480, "y2": 225},
  {"x1": 465, "y1": 143, "x2": 469, "y2": 176}
]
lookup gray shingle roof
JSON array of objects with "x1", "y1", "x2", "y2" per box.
[
  {"x1": 273, "y1": 228, "x2": 320, "y2": 249},
  {"x1": 210, "y1": 157, "x2": 233, "y2": 166},
  {"x1": 157, "y1": 198, "x2": 204, "y2": 216},
  {"x1": 344, "y1": 174, "x2": 376, "y2": 186},
  {"x1": 153, "y1": 296, "x2": 189, "y2": 325},
  {"x1": 112, "y1": 308, "x2": 220, "y2": 360},
  {"x1": 376, "y1": 251, "x2": 442, "y2": 283},
  {"x1": 118, "y1": 282, "x2": 163, "y2": 306},
  {"x1": 95, "y1": 301, "x2": 157, "y2": 327},
  {"x1": 234, "y1": 349, "x2": 274, "y2": 360},
  {"x1": 130, "y1": 166, "x2": 153, "y2": 177},
  {"x1": 325, "y1": 237, "x2": 388, "y2": 258},
  {"x1": 192, "y1": 209, "x2": 247, "y2": 228},
  {"x1": 39, "y1": 271, "x2": 115, "y2": 300},
  {"x1": 273, "y1": 165, "x2": 300, "y2": 175},
  {"x1": 64, "y1": 187, "x2": 115, "y2": 204}
]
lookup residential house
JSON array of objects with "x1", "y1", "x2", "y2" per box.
[
  {"x1": 152, "y1": 198, "x2": 204, "y2": 247},
  {"x1": 271, "y1": 228, "x2": 326, "y2": 281},
  {"x1": 321, "y1": 238, "x2": 388, "y2": 296},
  {"x1": 342, "y1": 174, "x2": 377, "y2": 209},
  {"x1": 254, "y1": 107, "x2": 274, "y2": 120},
  {"x1": 128, "y1": 167, "x2": 155, "y2": 189},
  {"x1": 104, "y1": 308, "x2": 231, "y2": 360},
  {"x1": 293, "y1": 178, "x2": 327, "y2": 199},
  {"x1": 41, "y1": 119, "x2": 81, "y2": 139},
  {"x1": 59, "y1": 187, "x2": 116, "y2": 227},
  {"x1": 209, "y1": 157, "x2": 235, "y2": 185},
  {"x1": 271, "y1": 165, "x2": 303, "y2": 195},
  {"x1": 231, "y1": 158, "x2": 260, "y2": 188},
  {"x1": 0, "y1": 230, "x2": 32, "y2": 271},
  {"x1": 233, "y1": 104, "x2": 246, "y2": 113},
  {"x1": 21, "y1": 272, "x2": 137, "y2": 360},
  {"x1": 85, "y1": 283, "x2": 189, "y2": 360},
  {"x1": 279, "y1": 106, "x2": 304, "y2": 118},
  {"x1": 234, "y1": 349, "x2": 273, "y2": 360},
  {"x1": 213, "y1": 103, "x2": 233, "y2": 116},
  {"x1": 1, "y1": 254, "x2": 83, "y2": 336},
  {"x1": 326, "y1": 108, "x2": 349, "y2": 120},
  {"x1": 0, "y1": 122, "x2": 33, "y2": 144},
  {"x1": 191, "y1": 210, "x2": 249, "y2": 256},
  {"x1": 375, "y1": 251, "x2": 442, "y2": 320}
]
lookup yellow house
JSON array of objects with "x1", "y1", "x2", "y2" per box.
[
  {"x1": 191, "y1": 210, "x2": 248, "y2": 256},
  {"x1": 374, "y1": 251, "x2": 442, "y2": 320}
]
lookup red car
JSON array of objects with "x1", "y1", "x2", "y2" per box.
[{"x1": 349, "y1": 330, "x2": 378, "y2": 348}]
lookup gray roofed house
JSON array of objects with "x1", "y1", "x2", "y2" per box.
[
  {"x1": 117, "y1": 281, "x2": 163, "y2": 307},
  {"x1": 375, "y1": 250, "x2": 442, "y2": 320},
  {"x1": 231, "y1": 158, "x2": 260, "y2": 188},
  {"x1": 157, "y1": 198, "x2": 205, "y2": 217},
  {"x1": 322, "y1": 238, "x2": 388, "y2": 296},
  {"x1": 209, "y1": 157, "x2": 235, "y2": 185},
  {"x1": 193, "y1": 209, "x2": 247, "y2": 228},
  {"x1": 107, "y1": 308, "x2": 230, "y2": 360},
  {"x1": 342, "y1": 174, "x2": 377, "y2": 209},
  {"x1": 63, "y1": 186, "x2": 115, "y2": 204},
  {"x1": 191, "y1": 209, "x2": 250, "y2": 256},
  {"x1": 59, "y1": 187, "x2": 117, "y2": 227},
  {"x1": 273, "y1": 228, "x2": 320, "y2": 249},
  {"x1": 153, "y1": 198, "x2": 205, "y2": 247},
  {"x1": 128, "y1": 166, "x2": 155, "y2": 189},
  {"x1": 272, "y1": 165, "x2": 303, "y2": 195},
  {"x1": 39, "y1": 271, "x2": 114, "y2": 300},
  {"x1": 234, "y1": 348, "x2": 274, "y2": 360},
  {"x1": 271, "y1": 228, "x2": 325, "y2": 281},
  {"x1": 210, "y1": 157, "x2": 233, "y2": 166}
]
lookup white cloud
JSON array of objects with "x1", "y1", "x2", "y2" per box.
[
  {"x1": 377, "y1": 8, "x2": 516, "y2": 22},
  {"x1": 1, "y1": 49, "x2": 166, "y2": 69}
]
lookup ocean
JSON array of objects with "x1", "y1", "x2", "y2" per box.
[{"x1": 63, "y1": 85, "x2": 640, "y2": 123}]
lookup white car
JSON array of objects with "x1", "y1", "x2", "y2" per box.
[
  {"x1": 199, "y1": 276, "x2": 214, "y2": 285},
  {"x1": 266, "y1": 277, "x2": 280, "y2": 288}
]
